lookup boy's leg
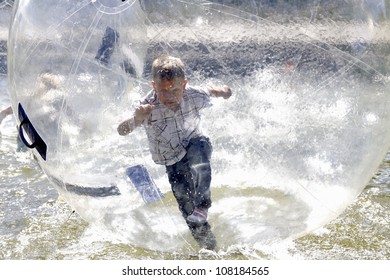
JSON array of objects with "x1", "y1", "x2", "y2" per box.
[
  {"x1": 186, "y1": 136, "x2": 213, "y2": 209},
  {"x1": 165, "y1": 136, "x2": 213, "y2": 217},
  {"x1": 166, "y1": 160, "x2": 194, "y2": 218},
  {"x1": 166, "y1": 142, "x2": 216, "y2": 250}
]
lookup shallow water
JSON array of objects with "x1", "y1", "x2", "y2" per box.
[{"x1": 1, "y1": 73, "x2": 390, "y2": 259}]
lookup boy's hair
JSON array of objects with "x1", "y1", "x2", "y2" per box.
[{"x1": 152, "y1": 55, "x2": 185, "y2": 81}]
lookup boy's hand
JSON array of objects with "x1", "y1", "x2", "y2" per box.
[
  {"x1": 134, "y1": 104, "x2": 154, "y2": 125},
  {"x1": 117, "y1": 104, "x2": 154, "y2": 136},
  {"x1": 220, "y1": 85, "x2": 232, "y2": 99},
  {"x1": 208, "y1": 85, "x2": 232, "y2": 99}
]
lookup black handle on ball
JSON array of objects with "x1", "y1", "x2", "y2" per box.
[{"x1": 18, "y1": 119, "x2": 38, "y2": 149}]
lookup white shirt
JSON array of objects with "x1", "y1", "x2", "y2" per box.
[{"x1": 140, "y1": 85, "x2": 212, "y2": 166}]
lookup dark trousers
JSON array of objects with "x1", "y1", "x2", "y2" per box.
[{"x1": 165, "y1": 136, "x2": 216, "y2": 249}]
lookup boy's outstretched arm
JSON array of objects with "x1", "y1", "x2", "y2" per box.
[
  {"x1": 117, "y1": 104, "x2": 154, "y2": 136},
  {"x1": 208, "y1": 85, "x2": 232, "y2": 99},
  {"x1": 0, "y1": 106, "x2": 13, "y2": 124}
]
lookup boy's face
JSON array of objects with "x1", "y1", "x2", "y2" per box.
[{"x1": 153, "y1": 78, "x2": 187, "y2": 110}]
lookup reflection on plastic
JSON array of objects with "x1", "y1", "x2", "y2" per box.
[{"x1": 126, "y1": 164, "x2": 164, "y2": 203}]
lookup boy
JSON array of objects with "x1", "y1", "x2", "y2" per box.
[{"x1": 117, "y1": 55, "x2": 232, "y2": 250}]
